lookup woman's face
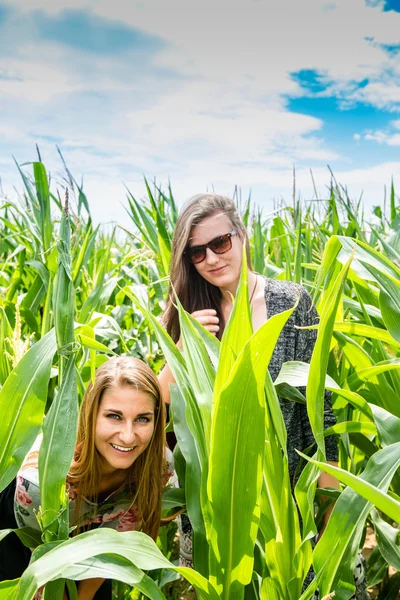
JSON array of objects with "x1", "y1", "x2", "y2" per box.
[
  {"x1": 188, "y1": 212, "x2": 243, "y2": 289},
  {"x1": 95, "y1": 384, "x2": 156, "y2": 476}
]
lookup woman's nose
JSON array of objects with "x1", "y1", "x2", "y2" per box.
[
  {"x1": 205, "y1": 247, "x2": 219, "y2": 264},
  {"x1": 119, "y1": 423, "x2": 136, "y2": 445}
]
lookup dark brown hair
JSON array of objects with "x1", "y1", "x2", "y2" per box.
[{"x1": 163, "y1": 193, "x2": 252, "y2": 342}]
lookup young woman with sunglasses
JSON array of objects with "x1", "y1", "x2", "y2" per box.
[{"x1": 159, "y1": 194, "x2": 369, "y2": 599}]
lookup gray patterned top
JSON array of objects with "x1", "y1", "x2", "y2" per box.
[{"x1": 263, "y1": 277, "x2": 338, "y2": 482}]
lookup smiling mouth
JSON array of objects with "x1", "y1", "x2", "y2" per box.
[
  {"x1": 209, "y1": 266, "x2": 226, "y2": 273},
  {"x1": 110, "y1": 444, "x2": 136, "y2": 453}
]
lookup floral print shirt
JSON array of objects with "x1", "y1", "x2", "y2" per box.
[{"x1": 14, "y1": 436, "x2": 175, "y2": 535}]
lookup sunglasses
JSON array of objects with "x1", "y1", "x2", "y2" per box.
[{"x1": 185, "y1": 230, "x2": 238, "y2": 264}]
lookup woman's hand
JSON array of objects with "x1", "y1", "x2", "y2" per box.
[{"x1": 190, "y1": 309, "x2": 220, "y2": 335}]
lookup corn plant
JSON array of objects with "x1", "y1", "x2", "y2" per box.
[
  {"x1": 1, "y1": 155, "x2": 400, "y2": 598},
  {"x1": 126, "y1": 243, "x2": 400, "y2": 600}
]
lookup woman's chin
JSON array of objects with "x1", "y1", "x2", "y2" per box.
[{"x1": 207, "y1": 272, "x2": 238, "y2": 289}]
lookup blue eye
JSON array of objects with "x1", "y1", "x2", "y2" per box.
[
  {"x1": 137, "y1": 416, "x2": 150, "y2": 423},
  {"x1": 107, "y1": 413, "x2": 121, "y2": 420}
]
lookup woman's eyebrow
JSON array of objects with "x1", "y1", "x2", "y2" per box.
[
  {"x1": 188, "y1": 233, "x2": 225, "y2": 246},
  {"x1": 103, "y1": 409, "x2": 154, "y2": 416}
]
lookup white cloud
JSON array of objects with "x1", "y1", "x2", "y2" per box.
[
  {"x1": 3, "y1": 0, "x2": 400, "y2": 102},
  {"x1": 351, "y1": 82, "x2": 400, "y2": 111},
  {"x1": 359, "y1": 119, "x2": 400, "y2": 146},
  {"x1": 1, "y1": 0, "x2": 400, "y2": 225}
]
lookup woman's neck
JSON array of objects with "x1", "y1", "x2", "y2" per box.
[
  {"x1": 219, "y1": 269, "x2": 258, "y2": 306},
  {"x1": 97, "y1": 469, "x2": 127, "y2": 498}
]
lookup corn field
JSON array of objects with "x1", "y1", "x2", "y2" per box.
[{"x1": 0, "y1": 155, "x2": 400, "y2": 600}]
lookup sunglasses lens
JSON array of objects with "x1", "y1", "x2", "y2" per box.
[
  {"x1": 186, "y1": 233, "x2": 233, "y2": 264},
  {"x1": 187, "y1": 247, "x2": 206, "y2": 264},
  {"x1": 210, "y1": 234, "x2": 231, "y2": 254}
]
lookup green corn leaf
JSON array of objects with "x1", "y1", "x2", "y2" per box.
[
  {"x1": 126, "y1": 190, "x2": 159, "y2": 252},
  {"x1": 26, "y1": 260, "x2": 50, "y2": 288},
  {"x1": 295, "y1": 259, "x2": 352, "y2": 545},
  {"x1": 336, "y1": 236, "x2": 400, "y2": 281},
  {"x1": 274, "y1": 361, "x2": 340, "y2": 391},
  {"x1": 77, "y1": 333, "x2": 115, "y2": 354},
  {"x1": 366, "y1": 546, "x2": 387, "y2": 587},
  {"x1": 21, "y1": 274, "x2": 46, "y2": 315},
  {"x1": 60, "y1": 555, "x2": 167, "y2": 600},
  {"x1": 312, "y1": 235, "x2": 342, "y2": 303},
  {"x1": 38, "y1": 354, "x2": 78, "y2": 540},
  {"x1": 208, "y1": 302, "x2": 295, "y2": 599},
  {"x1": 261, "y1": 577, "x2": 281, "y2": 600},
  {"x1": 311, "y1": 442, "x2": 400, "y2": 597},
  {"x1": 186, "y1": 312, "x2": 220, "y2": 371},
  {"x1": 369, "y1": 404, "x2": 400, "y2": 446},
  {"x1": 0, "y1": 307, "x2": 14, "y2": 384},
  {"x1": 79, "y1": 275, "x2": 119, "y2": 324},
  {"x1": 390, "y1": 177, "x2": 396, "y2": 223},
  {"x1": 15, "y1": 529, "x2": 219, "y2": 600},
  {"x1": 307, "y1": 258, "x2": 352, "y2": 454},
  {"x1": 313, "y1": 321, "x2": 400, "y2": 349},
  {"x1": 323, "y1": 421, "x2": 377, "y2": 437},
  {"x1": 0, "y1": 329, "x2": 56, "y2": 493},
  {"x1": 214, "y1": 246, "x2": 252, "y2": 399},
  {"x1": 144, "y1": 178, "x2": 172, "y2": 275},
  {"x1": 126, "y1": 287, "x2": 207, "y2": 467},
  {"x1": 252, "y1": 211, "x2": 265, "y2": 274},
  {"x1": 161, "y1": 487, "x2": 186, "y2": 510},
  {"x1": 0, "y1": 526, "x2": 42, "y2": 550},
  {"x1": 371, "y1": 508, "x2": 400, "y2": 571},
  {"x1": 176, "y1": 294, "x2": 215, "y2": 451},
  {"x1": 0, "y1": 578, "x2": 19, "y2": 599},
  {"x1": 169, "y1": 385, "x2": 209, "y2": 578},
  {"x1": 33, "y1": 162, "x2": 52, "y2": 253},
  {"x1": 53, "y1": 209, "x2": 74, "y2": 359},
  {"x1": 345, "y1": 359, "x2": 400, "y2": 389},
  {"x1": 72, "y1": 223, "x2": 99, "y2": 284},
  {"x1": 302, "y1": 444, "x2": 400, "y2": 523},
  {"x1": 260, "y1": 370, "x2": 306, "y2": 598},
  {"x1": 380, "y1": 285, "x2": 400, "y2": 344}
]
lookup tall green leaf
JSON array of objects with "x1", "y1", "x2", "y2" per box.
[
  {"x1": 208, "y1": 304, "x2": 295, "y2": 599},
  {"x1": 0, "y1": 329, "x2": 56, "y2": 492},
  {"x1": 311, "y1": 443, "x2": 400, "y2": 597},
  {"x1": 38, "y1": 355, "x2": 78, "y2": 540}
]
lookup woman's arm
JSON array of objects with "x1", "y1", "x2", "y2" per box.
[
  {"x1": 77, "y1": 578, "x2": 105, "y2": 600},
  {"x1": 317, "y1": 461, "x2": 340, "y2": 537},
  {"x1": 294, "y1": 287, "x2": 341, "y2": 534},
  {"x1": 158, "y1": 362, "x2": 176, "y2": 405}
]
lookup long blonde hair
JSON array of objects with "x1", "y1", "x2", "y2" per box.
[
  {"x1": 163, "y1": 193, "x2": 252, "y2": 342},
  {"x1": 68, "y1": 356, "x2": 166, "y2": 540}
]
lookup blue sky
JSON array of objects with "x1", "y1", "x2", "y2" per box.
[{"x1": 1, "y1": 0, "x2": 400, "y2": 223}]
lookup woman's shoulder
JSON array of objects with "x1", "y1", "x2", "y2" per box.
[
  {"x1": 263, "y1": 277, "x2": 313, "y2": 314},
  {"x1": 14, "y1": 472, "x2": 40, "y2": 530},
  {"x1": 17, "y1": 435, "x2": 41, "y2": 486},
  {"x1": 13, "y1": 435, "x2": 42, "y2": 529}
]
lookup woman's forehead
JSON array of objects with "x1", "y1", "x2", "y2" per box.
[
  {"x1": 189, "y1": 212, "x2": 232, "y2": 244},
  {"x1": 99, "y1": 385, "x2": 155, "y2": 410}
]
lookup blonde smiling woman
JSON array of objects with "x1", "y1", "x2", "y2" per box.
[{"x1": 0, "y1": 357, "x2": 172, "y2": 600}]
